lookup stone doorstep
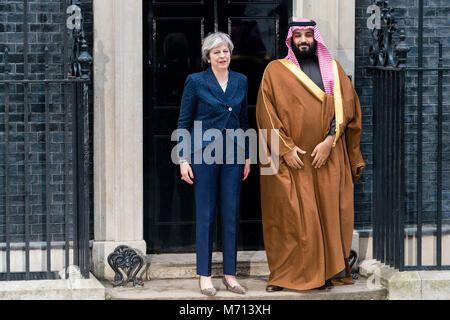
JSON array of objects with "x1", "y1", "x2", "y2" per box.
[
  {"x1": 359, "y1": 259, "x2": 450, "y2": 300},
  {"x1": 145, "y1": 249, "x2": 361, "y2": 280},
  {"x1": 145, "y1": 232, "x2": 361, "y2": 280},
  {"x1": 0, "y1": 268, "x2": 105, "y2": 300},
  {"x1": 103, "y1": 276, "x2": 387, "y2": 300},
  {"x1": 145, "y1": 251, "x2": 270, "y2": 280}
]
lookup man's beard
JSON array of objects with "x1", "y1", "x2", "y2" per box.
[{"x1": 291, "y1": 37, "x2": 317, "y2": 61}]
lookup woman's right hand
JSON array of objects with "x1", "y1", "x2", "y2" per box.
[{"x1": 180, "y1": 162, "x2": 194, "y2": 184}]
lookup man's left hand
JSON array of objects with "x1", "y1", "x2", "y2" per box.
[{"x1": 311, "y1": 135, "x2": 335, "y2": 169}]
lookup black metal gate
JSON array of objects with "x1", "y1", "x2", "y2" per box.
[
  {"x1": 0, "y1": 0, "x2": 92, "y2": 280},
  {"x1": 369, "y1": 0, "x2": 449, "y2": 271}
]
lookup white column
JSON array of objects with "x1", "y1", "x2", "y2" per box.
[
  {"x1": 293, "y1": 0, "x2": 356, "y2": 81},
  {"x1": 92, "y1": 0, "x2": 146, "y2": 280}
]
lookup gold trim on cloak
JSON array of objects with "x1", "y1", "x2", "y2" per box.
[
  {"x1": 278, "y1": 59, "x2": 325, "y2": 101},
  {"x1": 278, "y1": 59, "x2": 344, "y2": 147},
  {"x1": 331, "y1": 60, "x2": 343, "y2": 147},
  {"x1": 260, "y1": 61, "x2": 294, "y2": 154}
]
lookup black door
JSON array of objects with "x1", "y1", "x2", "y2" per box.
[{"x1": 143, "y1": 0, "x2": 292, "y2": 254}]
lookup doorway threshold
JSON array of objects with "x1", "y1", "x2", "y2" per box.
[{"x1": 145, "y1": 251, "x2": 269, "y2": 280}]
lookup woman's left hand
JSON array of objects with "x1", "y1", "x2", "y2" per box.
[{"x1": 242, "y1": 158, "x2": 251, "y2": 181}]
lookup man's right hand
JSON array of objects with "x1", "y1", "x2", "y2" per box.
[{"x1": 283, "y1": 146, "x2": 307, "y2": 169}]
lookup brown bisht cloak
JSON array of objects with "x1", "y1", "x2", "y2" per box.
[{"x1": 256, "y1": 58, "x2": 365, "y2": 290}]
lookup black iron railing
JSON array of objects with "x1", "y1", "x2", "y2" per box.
[
  {"x1": 368, "y1": 0, "x2": 449, "y2": 271},
  {"x1": 0, "y1": 0, "x2": 91, "y2": 281},
  {"x1": 370, "y1": 65, "x2": 407, "y2": 270}
]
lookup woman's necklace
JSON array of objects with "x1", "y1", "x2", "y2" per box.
[
  {"x1": 212, "y1": 69, "x2": 229, "y2": 85},
  {"x1": 219, "y1": 80, "x2": 228, "y2": 92}
]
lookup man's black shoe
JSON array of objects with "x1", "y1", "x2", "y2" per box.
[
  {"x1": 316, "y1": 280, "x2": 333, "y2": 290},
  {"x1": 266, "y1": 285, "x2": 283, "y2": 292}
]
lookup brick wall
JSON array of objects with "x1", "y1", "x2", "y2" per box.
[
  {"x1": 0, "y1": 0, "x2": 94, "y2": 242},
  {"x1": 354, "y1": 0, "x2": 450, "y2": 229}
]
